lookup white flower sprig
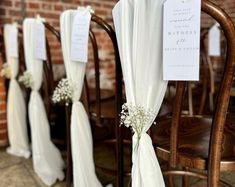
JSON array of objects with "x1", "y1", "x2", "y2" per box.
[
  {"x1": 18, "y1": 71, "x2": 34, "y2": 88},
  {"x1": 52, "y1": 78, "x2": 73, "y2": 105},
  {"x1": 0, "y1": 63, "x2": 11, "y2": 79},
  {"x1": 120, "y1": 103, "x2": 155, "y2": 139}
]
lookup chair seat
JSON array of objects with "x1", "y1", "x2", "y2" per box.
[
  {"x1": 158, "y1": 101, "x2": 172, "y2": 117},
  {"x1": 90, "y1": 95, "x2": 171, "y2": 120},
  {"x1": 89, "y1": 88, "x2": 115, "y2": 102},
  {"x1": 151, "y1": 115, "x2": 235, "y2": 171},
  {"x1": 90, "y1": 98, "x2": 116, "y2": 119}
]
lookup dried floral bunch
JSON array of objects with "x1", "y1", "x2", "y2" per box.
[
  {"x1": 120, "y1": 103, "x2": 154, "y2": 139},
  {"x1": 18, "y1": 71, "x2": 34, "y2": 88},
  {"x1": 0, "y1": 63, "x2": 11, "y2": 79},
  {"x1": 52, "y1": 78, "x2": 73, "y2": 105}
]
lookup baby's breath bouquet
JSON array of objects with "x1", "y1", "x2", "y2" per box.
[
  {"x1": 52, "y1": 78, "x2": 73, "y2": 105},
  {"x1": 18, "y1": 71, "x2": 34, "y2": 88},
  {"x1": 120, "y1": 103, "x2": 154, "y2": 140},
  {"x1": 0, "y1": 63, "x2": 11, "y2": 79}
]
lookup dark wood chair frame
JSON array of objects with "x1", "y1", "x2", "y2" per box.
[
  {"x1": 154, "y1": 1, "x2": 235, "y2": 187},
  {"x1": 88, "y1": 14, "x2": 124, "y2": 186}
]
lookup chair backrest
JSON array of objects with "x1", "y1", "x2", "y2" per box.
[
  {"x1": 187, "y1": 27, "x2": 227, "y2": 116},
  {"x1": 81, "y1": 14, "x2": 122, "y2": 127},
  {"x1": 18, "y1": 28, "x2": 27, "y2": 76},
  {"x1": 87, "y1": 14, "x2": 123, "y2": 186},
  {"x1": 49, "y1": 13, "x2": 123, "y2": 186},
  {"x1": 40, "y1": 22, "x2": 60, "y2": 117},
  {"x1": 79, "y1": 14, "x2": 123, "y2": 186},
  {"x1": 170, "y1": 1, "x2": 235, "y2": 178},
  {"x1": 0, "y1": 28, "x2": 6, "y2": 64}
]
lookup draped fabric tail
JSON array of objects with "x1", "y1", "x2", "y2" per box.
[
  {"x1": 71, "y1": 102, "x2": 102, "y2": 187},
  {"x1": 29, "y1": 91, "x2": 65, "y2": 186},
  {"x1": 7, "y1": 79, "x2": 30, "y2": 158},
  {"x1": 132, "y1": 134, "x2": 165, "y2": 187},
  {"x1": 4, "y1": 24, "x2": 30, "y2": 158}
]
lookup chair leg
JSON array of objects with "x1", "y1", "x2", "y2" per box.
[
  {"x1": 188, "y1": 83, "x2": 194, "y2": 116},
  {"x1": 116, "y1": 123, "x2": 124, "y2": 187},
  {"x1": 182, "y1": 167, "x2": 189, "y2": 187},
  {"x1": 66, "y1": 104, "x2": 72, "y2": 187},
  {"x1": 167, "y1": 164, "x2": 174, "y2": 187},
  {"x1": 168, "y1": 176, "x2": 174, "y2": 187}
]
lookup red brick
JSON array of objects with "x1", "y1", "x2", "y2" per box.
[
  {"x1": 0, "y1": 112, "x2": 6, "y2": 120},
  {"x1": 8, "y1": 10, "x2": 21, "y2": 17},
  {"x1": 0, "y1": 93, "x2": 6, "y2": 101},
  {"x1": 0, "y1": 8, "x2": 6, "y2": 16},
  {"x1": 0, "y1": 84, "x2": 5, "y2": 92},
  {"x1": 28, "y1": 2, "x2": 40, "y2": 9},
  {"x1": 0, "y1": 1, "x2": 12, "y2": 7},
  {"x1": 0, "y1": 121, "x2": 7, "y2": 130},
  {"x1": 54, "y1": 4, "x2": 63, "y2": 11},
  {"x1": 41, "y1": 3, "x2": 52, "y2": 10},
  {"x1": 0, "y1": 129, "x2": 7, "y2": 140},
  {"x1": 0, "y1": 139, "x2": 8, "y2": 146},
  {"x1": 14, "y1": 1, "x2": 22, "y2": 8},
  {"x1": 38, "y1": 12, "x2": 60, "y2": 20},
  {"x1": 0, "y1": 102, "x2": 6, "y2": 111}
]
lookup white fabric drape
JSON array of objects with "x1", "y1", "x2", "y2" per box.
[
  {"x1": 113, "y1": 1, "x2": 168, "y2": 186},
  {"x1": 23, "y1": 18, "x2": 64, "y2": 186},
  {"x1": 60, "y1": 9, "x2": 102, "y2": 187},
  {"x1": 4, "y1": 24, "x2": 30, "y2": 158}
]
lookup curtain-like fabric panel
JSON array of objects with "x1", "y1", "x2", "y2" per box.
[
  {"x1": 60, "y1": 9, "x2": 102, "y2": 187},
  {"x1": 23, "y1": 18, "x2": 64, "y2": 186},
  {"x1": 113, "y1": 0, "x2": 167, "y2": 186},
  {"x1": 4, "y1": 24, "x2": 30, "y2": 158}
]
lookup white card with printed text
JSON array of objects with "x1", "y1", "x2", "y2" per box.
[
  {"x1": 209, "y1": 23, "x2": 221, "y2": 57},
  {"x1": 163, "y1": 0, "x2": 201, "y2": 81},
  {"x1": 32, "y1": 22, "x2": 47, "y2": 61},
  {"x1": 7, "y1": 25, "x2": 18, "y2": 58},
  {"x1": 70, "y1": 10, "x2": 91, "y2": 63}
]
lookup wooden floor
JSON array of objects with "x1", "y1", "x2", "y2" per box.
[{"x1": 0, "y1": 147, "x2": 235, "y2": 187}]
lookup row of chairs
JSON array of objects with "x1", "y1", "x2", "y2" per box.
[{"x1": 0, "y1": 13, "x2": 126, "y2": 186}]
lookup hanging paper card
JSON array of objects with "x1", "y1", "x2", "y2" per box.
[
  {"x1": 163, "y1": 0, "x2": 201, "y2": 81},
  {"x1": 32, "y1": 22, "x2": 47, "y2": 60},
  {"x1": 208, "y1": 23, "x2": 220, "y2": 56},
  {"x1": 70, "y1": 10, "x2": 91, "y2": 63},
  {"x1": 7, "y1": 25, "x2": 18, "y2": 58}
]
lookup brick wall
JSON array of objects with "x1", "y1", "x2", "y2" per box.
[
  {"x1": 0, "y1": 54, "x2": 7, "y2": 146},
  {"x1": 0, "y1": 30, "x2": 7, "y2": 146},
  {"x1": 0, "y1": 0, "x2": 117, "y2": 146},
  {"x1": 0, "y1": 0, "x2": 234, "y2": 146}
]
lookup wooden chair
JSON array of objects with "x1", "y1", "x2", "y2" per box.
[
  {"x1": 81, "y1": 14, "x2": 124, "y2": 187},
  {"x1": 19, "y1": 22, "x2": 66, "y2": 146},
  {"x1": 42, "y1": 22, "x2": 73, "y2": 187},
  {"x1": 42, "y1": 23, "x2": 67, "y2": 147},
  {"x1": 151, "y1": 1, "x2": 235, "y2": 187},
  {"x1": 85, "y1": 15, "x2": 117, "y2": 136},
  {"x1": 55, "y1": 14, "x2": 123, "y2": 187}
]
